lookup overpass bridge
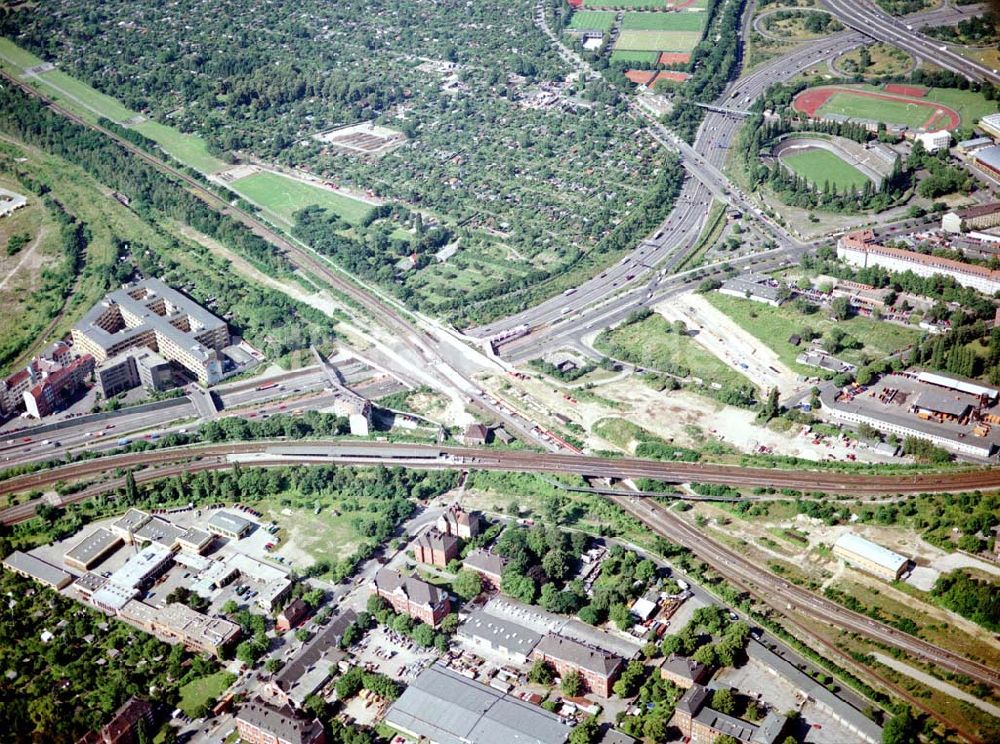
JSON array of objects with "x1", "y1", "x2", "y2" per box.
[{"x1": 695, "y1": 102, "x2": 753, "y2": 117}]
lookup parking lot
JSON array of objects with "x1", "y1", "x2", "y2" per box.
[{"x1": 353, "y1": 625, "x2": 438, "y2": 683}]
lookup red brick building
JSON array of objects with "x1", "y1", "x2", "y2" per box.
[
  {"x1": 76, "y1": 697, "x2": 154, "y2": 744},
  {"x1": 530, "y1": 634, "x2": 623, "y2": 698},
  {"x1": 414, "y1": 528, "x2": 459, "y2": 567},
  {"x1": 277, "y1": 598, "x2": 309, "y2": 632},
  {"x1": 235, "y1": 701, "x2": 325, "y2": 744},
  {"x1": 463, "y1": 548, "x2": 506, "y2": 589},
  {"x1": 660, "y1": 654, "x2": 708, "y2": 689},
  {"x1": 437, "y1": 503, "x2": 481, "y2": 539},
  {"x1": 373, "y1": 568, "x2": 451, "y2": 627}
]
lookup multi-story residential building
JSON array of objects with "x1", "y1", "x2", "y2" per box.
[
  {"x1": 838, "y1": 231, "x2": 1000, "y2": 296},
  {"x1": 22, "y1": 355, "x2": 95, "y2": 418},
  {"x1": 413, "y1": 527, "x2": 459, "y2": 568},
  {"x1": 437, "y1": 503, "x2": 481, "y2": 539},
  {"x1": 463, "y1": 548, "x2": 506, "y2": 589},
  {"x1": 234, "y1": 701, "x2": 326, "y2": 744},
  {"x1": 942, "y1": 202, "x2": 1000, "y2": 234},
  {"x1": 1, "y1": 342, "x2": 78, "y2": 415},
  {"x1": 373, "y1": 568, "x2": 451, "y2": 627},
  {"x1": 530, "y1": 634, "x2": 624, "y2": 698},
  {"x1": 77, "y1": 697, "x2": 155, "y2": 744},
  {"x1": 72, "y1": 278, "x2": 229, "y2": 385}
]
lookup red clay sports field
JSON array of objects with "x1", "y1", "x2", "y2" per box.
[{"x1": 792, "y1": 85, "x2": 961, "y2": 131}]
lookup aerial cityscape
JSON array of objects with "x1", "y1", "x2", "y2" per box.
[{"x1": 0, "y1": 0, "x2": 998, "y2": 743}]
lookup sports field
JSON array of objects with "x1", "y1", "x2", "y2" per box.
[
  {"x1": 621, "y1": 11, "x2": 707, "y2": 31},
  {"x1": 133, "y1": 120, "x2": 226, "y2": 174},
  {"x1": 584, "y1": 0, "x2": 665, "y2": 7},
  {"x1": 792, "y1": 85, "x2": 964, "y2": 131},
  {"x1": 610, "y1": 49, "x2": 660, "y2": 64},
  {"x1": 568, "y1": 11, "x2": 616, "y2": 31},
  {"x1": 231, "y1": 171, "x2": 374, "y2": 226},
  {"x1": 819, "y1": 91, "x2": 935, "y2": 129},
  {"x1": 780, "y1": 148, "x2": 871, "y2": 191},
  {"x1": 614, "y1": 29, "x2": 703, "y2": 52}
]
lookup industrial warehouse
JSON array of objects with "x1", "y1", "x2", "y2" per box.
[
  {"x1": 0, "y1": 504, "x2": 287, "y2": 658},
  {"x1": 821, "y1": 370, "x2": 1000, "y2": 459}
]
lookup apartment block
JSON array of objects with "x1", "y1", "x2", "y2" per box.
[{"x1": 72, "y1": 278, "x2": 229, "y2": 385}]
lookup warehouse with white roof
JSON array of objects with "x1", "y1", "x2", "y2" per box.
[{"x1": 833, "y1": 533, "x2": 909, "y2": 581}]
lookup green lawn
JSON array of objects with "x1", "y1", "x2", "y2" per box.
[
  {"x1": 609, "y1": 49, "x2": 660, "y2": 64},
  {"x1": 925, "y1": 87, "x2": 999, "y2": 130},
  {"x1": 132, "y1": 120, "x2": 226, "y2": 174},
  {"x1": 36, "y1": 69, "x2": 136, "y2": 122},
  {"x1": 584, "y1": 0, "x2": 665, "y2": 7},
  {"x1": 230, "y1": 171, "x2": 374, "y2": 226},
  {"x1": 568, "y1": 11, "x2": 616, "y2": 31},
  {"x1": 595, "y1": 313, "x2": 754, "y2": 389},
  {"x1": 817, "y1": 92, "x2": 938, "y2": 129},
  {"x1": 705, "y1": 293, "x2": 923, "y2": 371},
  {"x1": 0, "y1": 37, "x2": 44, "y2": 68},
  {"x1": 780, "y1": 148, "x2": 871, "y2": 191},
  {"x1": 178, "y1": 671, "x2": 236, "y2": 717},
  {"x1": 614, "y1": 29, "x2": 704, "y2": 52},
  {"x1": 621, "y1": 11, "x2": 707, "y2": 31}
]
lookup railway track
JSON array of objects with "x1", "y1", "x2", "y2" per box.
[
  {"x1": 612, "y1": 495, "x2": 1000, "y2": 689},
  {"x1": 2, "y1": 440, "x2": 997, "y2": 505},
  {"x1": 0, "y1": 70, "x2": 555, "y2": 447}
]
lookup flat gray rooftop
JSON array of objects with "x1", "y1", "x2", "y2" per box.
[
  {"x1": 385, "y1": 664, "x2": 569, "y2": 744},
  {"x1": 64, "y1": 528, "x2": 123, "y2": 568},
  {"x1": 208, "y1": 510, "x2": 253, "y2": 536},
  {"x1": 3, "y1": 551, "x2": 73, "y2": 588},
  {"x1": 75, "y1": 278, "x2": 226, "y2": 363}
]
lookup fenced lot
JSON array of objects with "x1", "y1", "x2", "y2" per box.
[
  {"x1": 231, "y1": 171, "x2": 374, "y2": 226},
  {"x1": 792, "y1": 85, "x2": 963, "y2": 131},
  {"x1": 780, "y1": 148, "x2": 871, "y2": 191},
  {"x1": 621, "y1": 11, "x2": 707, "y2": 31},
  {"x1": 614, "y1": 29, "x2": 703, "y2": 51}
]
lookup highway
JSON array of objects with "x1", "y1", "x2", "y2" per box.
[
  {"x1": 0, "y1": 70, "x2": 578, "y2": 455},
  {"x1": 471, "y1": 2, "x2": 987, "y2": 359},
  {"x1": 823, "y1": 0, "x2": 999, "y2": 84}
]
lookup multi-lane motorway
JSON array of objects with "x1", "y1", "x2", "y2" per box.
[
  {"x1": 823, "y1": 0, "x2": 999, "y2": 84},
  {"x1": 471, "y1": 2, "x2": 989, "y2": 360}
]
